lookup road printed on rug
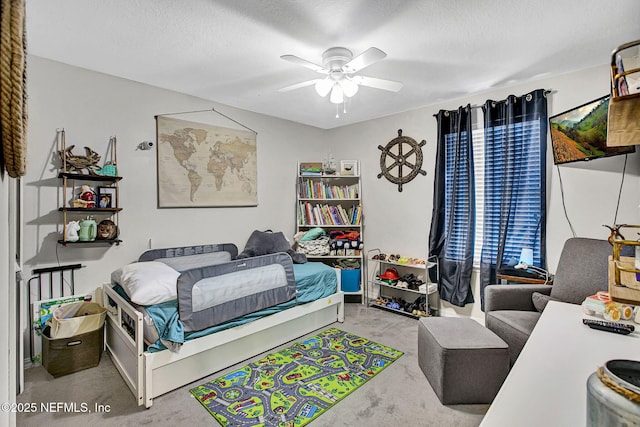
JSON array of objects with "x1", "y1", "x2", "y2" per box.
[{"x1": 190, "y1": 328, "x2": 403, "y2": 427}]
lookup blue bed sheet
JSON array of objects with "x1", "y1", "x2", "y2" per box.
[{"x1": 118, "y1": 262, "x2": 337, "y2": 353}]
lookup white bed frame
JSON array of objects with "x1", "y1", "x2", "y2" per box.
[{"x1": 103, "y1": 284, "x2": 345, "y2": 408}]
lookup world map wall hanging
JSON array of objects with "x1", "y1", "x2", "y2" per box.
[
  {"x1": 156, "y1": 116, "x2": 257, "y2": 208},
  {"x1": 377, "y1": 129, "x2": 427, "y2": 192}
]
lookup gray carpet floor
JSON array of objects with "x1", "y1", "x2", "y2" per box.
[{"x1": 17, "y1": 303, "x2": 489, "y2": 426}]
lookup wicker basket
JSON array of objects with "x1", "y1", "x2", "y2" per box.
[
  {"x1": 70, "y1": 199, "x2": 88, "y2": 208},
  {"x1": 607, "y1": 40, "x2": 640, "y2": 147}
]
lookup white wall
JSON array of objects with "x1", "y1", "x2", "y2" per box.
[
  {"x1": 23, "y1": 57, "x2": 640, "y2": 326},
  {"x1": 24, "y1": 56, "x2": 327, "y2": 293}
]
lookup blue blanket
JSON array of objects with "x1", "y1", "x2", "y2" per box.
[{"x1": 117, "y1": 262, "x2": 337, "y2": 352}]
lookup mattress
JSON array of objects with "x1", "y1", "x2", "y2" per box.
[{"x1": 113, "y1": 262, "x2": 337, "y2": 352}]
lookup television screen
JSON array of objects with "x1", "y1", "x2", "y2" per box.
[{"x1": 549, "y1": 95, "x2": 635, "y2": 165}]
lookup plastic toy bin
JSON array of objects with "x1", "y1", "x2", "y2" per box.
[{"x1": 341, "y1": 269, "x2": 361, "y2": 292}]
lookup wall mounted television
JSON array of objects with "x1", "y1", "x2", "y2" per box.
[{"x1": 549, "y1": 95, "x2": 635, "y2": 165}]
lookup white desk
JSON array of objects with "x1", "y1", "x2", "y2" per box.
[{"x1": 480, "y1": 301, "x2": 640, "y2": 427}]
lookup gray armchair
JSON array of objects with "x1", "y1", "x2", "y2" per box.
[{"x1": 485, "y1": 238, "x2": 612, "y2": 365}]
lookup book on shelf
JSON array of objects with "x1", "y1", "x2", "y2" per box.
[
  {"x1": 299, "y1": 201, "x2": 361, "y2": 226},
  {"x1": 327, "y1": 206, "x2": 340, "y2": 224},
  {"x1": 298, "y1": 178, "x2": 359, "y2": 199},
  {"x1": 337, "y1": 205, "x2": 349, "y2": 224}
]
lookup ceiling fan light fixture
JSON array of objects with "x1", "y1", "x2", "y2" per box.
[
  {"x1": 281, "y1": 46, "x2": 402, "y2": 112},
  {"x1": 350, "y1": 75, "x2": 363, "y2": 85},
  {"x1": 315, "y1": 78, "x2": 333, "y2": 97},
  {"x1": 329, "y1": 84, "x2": 344, "y2": 104},
  {"x1": 341, "y1": 78, "x2": 359, "y2": 98}
]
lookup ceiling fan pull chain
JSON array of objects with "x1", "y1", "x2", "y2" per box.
[{"x1": 335, "y1": 104, "x2": 340, "y2": 119}]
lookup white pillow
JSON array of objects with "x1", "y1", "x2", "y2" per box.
[{"x1": 111, "y1": 261, "x2": 180, "y2": 305}]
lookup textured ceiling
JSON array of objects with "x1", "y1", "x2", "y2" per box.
[{"x1": 26, "y1": 0, "x2": 640, "y2": 129}]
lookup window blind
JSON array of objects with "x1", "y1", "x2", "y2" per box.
[
  {"x1": 443, "y1": 130, "x2": 473, "y2": 261},
  {"x1": 482, "y1": 119, "x2": 543, "y2": 267},
  {"x1": 472, "y1": 128, "x2": 485, "y2": 266},
  {"x1": 444, "y1": 118, "x2": 544, "y2": 267}
]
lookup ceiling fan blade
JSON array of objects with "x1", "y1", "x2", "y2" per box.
[
  {"x1": 278, "y1": 79, "x2": 320, "y2": 93},
  {"x1": 354, "y1": 76, "x2": 403, "y2": 92},
  {"x1": 280, "y1": 55, "x2": 327, "y2": 73},
  {"x1": 342, "y1": 47, "x2": 387, "y2": 73}
]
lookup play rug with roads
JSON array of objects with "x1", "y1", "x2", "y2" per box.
[{"x1": 190, "y1": 327, "x2": 404, "y2": 426}]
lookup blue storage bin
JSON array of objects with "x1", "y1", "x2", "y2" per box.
[{"x1": 341, "y1": 269, "x2": 361, "y2": 292}]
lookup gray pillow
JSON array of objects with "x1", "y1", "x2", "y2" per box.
[
  {"x1": 532, "y1": 292, "x2": 560, "y2": 312},
  {"x1": 237, "y1": 230, "x2": 307, "y2": 264}
]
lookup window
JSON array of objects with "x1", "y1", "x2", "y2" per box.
[
  {"x1": 430, "y1": 90, "x2": 547, "y2": 307},
  {"x1": 445, "y1": 117, "x2": 545, "y2": 268},
  {"x1": 481, "y1": 117, "x2": 545, "y2": 268}
]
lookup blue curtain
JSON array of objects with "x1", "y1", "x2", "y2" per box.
[
  {"x1": 428, "y1": 106, "x2": 475, "y2": 307},
  {"x1": 479, "y1": 89, "x2": 548, "y2": 309}
]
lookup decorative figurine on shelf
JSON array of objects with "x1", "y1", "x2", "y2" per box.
[
  {"x1": 96, "y1": 219, "x2": 119, "y2": 240},
  {"x1": 78, "y1": 217, "x2": 97, "y2": 242},
  {"x1": 65, "y1": 221, "x2": 80, "y2": 242},
  {"x1": 323, "y1": 154, "x2": 337, "y2": 175},
  {"x1": 97, "y1": 161, "x2": 117, "y2": 177},
  {"x1": 78, "y1": 185, "x2": 96, "y2": 208},
  {"x1": 58, "y1": 145, "x2": 101, "y2": 174}
]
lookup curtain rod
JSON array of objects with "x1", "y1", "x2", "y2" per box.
[
  {"x1": 433, "y1": 89, "x2": 553, "y2": 117},
  {"x1": 154, "y1": 107, "x2": 257, "y2": 134},
  {"x1": 469, "y1": 89, "x2": 552, "y2": 109}
]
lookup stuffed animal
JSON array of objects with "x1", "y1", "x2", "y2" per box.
[
  {"x1": 79, "y1": 185, "x2": 96, "y2": 208},
  {"x1": 65, "y1": 221, "x2": 80, "y2": 242}
]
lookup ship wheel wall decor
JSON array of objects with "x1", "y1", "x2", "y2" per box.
[{"x1": 377, "y1": 129, "x2": 427, "y2": 192}]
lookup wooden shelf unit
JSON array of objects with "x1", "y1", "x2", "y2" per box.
[
  {"x1": 57, "y1": 129, "x2": 122, "y2": 246},
  {"x1": 296, "y1": 162, "x2": 364, "y2": 301}
]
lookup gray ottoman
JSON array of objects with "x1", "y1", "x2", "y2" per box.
[{"x1": 418, "y1": 317, "x2": 509, "y2": 405}]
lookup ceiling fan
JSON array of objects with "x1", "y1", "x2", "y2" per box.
[{"x1": 279, "y1": 47, "x2": 403, "y2": 106}]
